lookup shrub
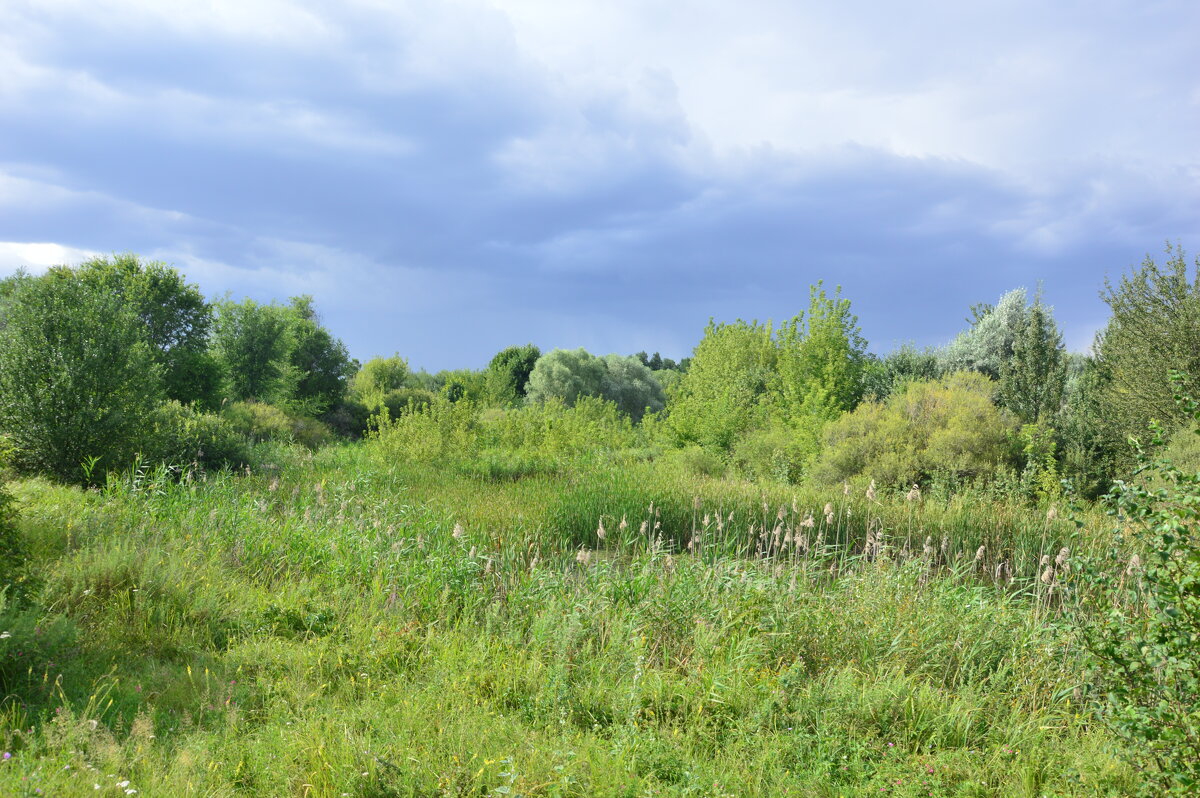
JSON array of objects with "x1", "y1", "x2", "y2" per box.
[
  {"x1": 0, "y1": 269, "x2": 162, "y2": 483},
  {"x1": 1076, "y1": 374, "x2": 1200, "y2": 794},
  {"x1": 381, "y1": 388, "x2": 436, "y2": 419},
  {"x1": 730, "y1": 422, "x2": 810, "y2": 483},
  {"x1": 223, "y1": 401, "x2": 333, "y2": 449},
  {"x1": 144, "y1": 401, "x2": 251, "y2": 471},
  {"x1": 812, "y1": 372, "x2": 1018, "y2": 488}
]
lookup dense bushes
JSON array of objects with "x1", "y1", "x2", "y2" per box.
[
  {"x1": 812, "y1": 372, "x2": 1018, "y2": 488},
  {"x1": 1078, "y1": 378, "x2": 1200, "y2": 794},
  {"x1": 0, "y1": 270, "x2": 162, "y2": 483},
  {"x1": 145, "y1": 401, "x2": 251, "y2": 471},
  {"x1": 526, "y1": 349, "x2": 665, "y2": 422},
  {"x1": 222, "y1": 401, "x2": 333, "y2": 449}
]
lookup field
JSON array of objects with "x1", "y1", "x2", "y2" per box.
[{"x1": 0, "y1": 438, "x2": 1137, "y2": 797}]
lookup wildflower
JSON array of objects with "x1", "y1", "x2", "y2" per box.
[{"x1": 2, "y1": 752, "x2": 10, "y2": 760}]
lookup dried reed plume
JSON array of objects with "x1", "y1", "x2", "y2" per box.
[
  {"x1": 596, "y1": 518, "x2": 607, "y2": 541},
  {"x1": 906, "y1": 484, "x2": 922, "y2": 502},
  {"x1": 866, "y1": 479, "x2": 877, "y2": 502},
  {"x1": 452, "y1": 522, "x2": 465, "y2": 539}
]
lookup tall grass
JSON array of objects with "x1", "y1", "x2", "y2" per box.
[{"x1": 0, "y1": 440, "x2": 1132, "y2": 796}]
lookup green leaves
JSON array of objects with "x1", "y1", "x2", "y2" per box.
[{"x1": 1074, "y1": 372, "x2": 1200, "y2": 794}]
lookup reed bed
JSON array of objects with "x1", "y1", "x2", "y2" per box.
[{"x1": 0, "y1": 443, "x2": 1134, "y2": 796}]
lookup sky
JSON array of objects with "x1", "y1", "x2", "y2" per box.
[{"x1": 1, "y1": 0, "x2": 1197, "y2": 369}]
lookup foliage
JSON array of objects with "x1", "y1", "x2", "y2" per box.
[
  {"x1": 77, "y1": 253, "x2": 222, "y2": 409},
  {"x1": 0, "y1": 270, "x2": 162, "y2": 483},
  {"x1": 1058, "y1": 354, "x2": 1122, "y2": 499},
  {"x1": 485, "y1": 343, "x2": 541, "y2": 406},
  {"x1": 212, "y1": 298, "x2": 298, "y2": 404},
  {"x1": 812, "y1": 372, "x2": 1018, "y2": 488},
  {"x1": 143, "y1": 401, "x2": 251, "y2": 472},
  {"x1": 773, "y1": 282, "x2": 868, "y2": 420},
  {"x1": 349, "y1": 354, "x2": 411, "y2": 399},
  {"x1": 862, "y1": 344, "x2": 942, "y2": 401},
  {"x1": 941, "y1": 287, "x2": 1031, "y2": 378},
  {"x1": 1095, "y1": 243, "x2": 1200, "y2": 445},
  {"x1": 223, "y1": 401, "x2": 333, "y2": 449},
  {"x1": 285, "y1": 296, "x2": 355, "y2": 415},
  {"x1": 1076, "y1": 373, "x2": 1200, "y2": 794},
  {"x1": 527, "y1": 349, "x2": 665, "y2": 421},
  {"x1": 999, "y1": 299, "x2": 1067, "y2": 423},
  {"x1": 665, "y1": 320, "x2": 776, "y2": 449}
]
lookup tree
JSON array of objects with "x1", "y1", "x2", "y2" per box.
[
  {"x1": 212, "y1": 298, "x2": 297, "y2": 404},
  {"x1": 285, "y1": 296, "x2": 354, "y2": 415},
  {"x1": 598, "y1": 354, "x2": 666, "y2": 421},
  {"x1": 350, "y1": 355, "x2": 412, "y2": 398},
  {"x1": 941, "y1": 288, "x2": 1030, "y2": 378},
  {"x1": 665, "y1": 321, "x2": 777, "y2": 449},
  {"x1": 77, "y1": 254, "x2": 221, "y2": 408},
  {"x1": 999, "y1": 298, "x2": 1067, "y2": 423},
  {"x1": 486, "y1": 344, "x2": 541, "y2": 406},
  {"x1": 862, "y1": 344, "x2": 942, "y2": 401},
  {"x1": 773, "y1": 282, "x2": 867, "y2": 420},
  {"x1": 0, "y1": 270, "x2": 162, "y2": 482},
  {"x1": 1095, "y1": 243, "x2": 1200, "y2": 445},
  {"x1": 526, "y1": 349, "x2": 665, "y2": 421}
]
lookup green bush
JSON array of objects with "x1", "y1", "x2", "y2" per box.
[
  {"x1": 381, "y1": 388, "x2": 436, "y2": 419},
  {"x1": 145, "y1": 401, "x2": 251, "y2": 471},
  {"x1": 1076, "y1": 375, "x2": 1200, "y2": 794},
  {"x1": 812, "y1": 371, "x2": 1018, "y2": 488},
  {"x1": 222, "y1": 401, "x2": 333, "y2": 449},
  {"x1": 0, "y1": 270, "x2": 162, "y2": 483},
  {"x1": 730, "y1": 422, "x2": 810, "y2": 483}
]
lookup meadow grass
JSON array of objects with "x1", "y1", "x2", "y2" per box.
[{"x1": 0, "y1": 442, "x2": 1133, "y2": 796}]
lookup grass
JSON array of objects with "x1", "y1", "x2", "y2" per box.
[{"x1": 0, "y1": 441, "x2": 1135, "y2": 796}]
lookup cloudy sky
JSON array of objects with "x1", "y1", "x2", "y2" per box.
[{"x1": 1, "y1": 0, "x2": 1197, "y2": 368}]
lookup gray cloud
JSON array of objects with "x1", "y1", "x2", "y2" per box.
[{"x1": 0, "y1": 0, "x2": 1196, "y2": 368}]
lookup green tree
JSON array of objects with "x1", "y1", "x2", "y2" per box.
[
  {"x1": 77, "y1": 254, "x2": 221, "y2": 408},
  {"x1": 665, "y1": 320, "x2": 776, "y2": 449},
  {"x1": 774, "y1": 282, "x2": 867, "y2": 420},
  {"x1": 350, "y1": 355, "x2": 412, "y2": 398},
  {"x1": 526, "y1": 349, "x2": 665, "y2": 421},
  {"x1": 999, "y1": 299, "x2": 1066, "y2": 423},
  {"x1": 212, "y1": 298, "x2": 298, "y2": 404},
  {"x1": 1095, "y1": 243, "x2": 1200, "y2": 445},
  {"x1": 486, "y1": 344, "x2": 541, "y2": 406},
  {"x1": 1076, "y1": 374, "x2": 1200, "y2": 794},
  {"x1": 285, "y1": 296, "x2": 354, "y2": 415},
  {"x1": 862, "y1": 344, "x2": 942, "y2": 401},
  {"x1": 0, "y1": 270, "x2": 162, "y2": 482}
]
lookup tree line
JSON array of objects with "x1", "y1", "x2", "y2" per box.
[{"x1": 0, "y1": 245, "x2": 1197, "y2": 496}]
